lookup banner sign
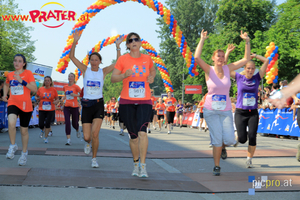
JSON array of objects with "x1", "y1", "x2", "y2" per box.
[
  {"x1": 27, "y1": 63, "x2": 53, "y2": 81},
  {"x1": 53, "y1": 81, "x2": 68, "y2": 92},
  {"x1": 185, "y1": 85, "x2": 202, "y2": 94}
]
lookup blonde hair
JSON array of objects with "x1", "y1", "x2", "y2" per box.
[{"x1": 240, "y1": 60, "x2": 255, "y2": 75}]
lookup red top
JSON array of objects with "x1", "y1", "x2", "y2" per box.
[
  {"x1": 36, "y1": 87, "x2": 58, "y2": 111},
  {"x1": 155, "y1": 103, "x2": 166, "y2": 115},
  {"x1": 164, "y1": 97, "x2": 177, "y2": 112}
]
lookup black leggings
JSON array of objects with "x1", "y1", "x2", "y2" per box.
[
  {"x1": 235, "y1": 109, "x2": 259, "y2": 146},
  {"x1": 166, "y1": 111, "x2": 175, "y2": 124},
  {"x1": 39, "y1": 110, "x2": 55, "y2": 129}
]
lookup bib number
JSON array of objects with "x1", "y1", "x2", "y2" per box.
[
  {"x1": 87, "y1": 81, "x2": 101, "y2": 96},
  {"x1": 158, "y1": 110, "x2": 163, "y2": 115},
  {"x1": 243, "y1": 93, "x2": 256, "y2": 106},
  {"x1": 42, "y1": 101, "x2": 51, "y2": 110},
  {"x1": 212, "y1": 95, "x2": 227, "y2": 110},
  {"x1": 10, "y1": 80, "x2": 24, "y2": 95},
  {"x1": 129, "y1": 82, "x2": 145, "y2": 98}
]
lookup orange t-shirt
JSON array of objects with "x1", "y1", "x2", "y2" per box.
[
  {"x1": 165, "y1": 97, "x2": 177, "y2": 112},
  {"x1": 36, "y1": 87, "x2": 58, "y2": 111},
  {"x1": 63, "y1": 84, "x2": 81, "y2": 107},
  {"x1": 156, "y1": 103, "x2": 166, "y2": 115},
  {"x1": 110, "y1": 102, "x2": 118, "y2": 113},
  {"x1": 199, "y1": 101, "x2": 204, "y2": 113},
  {"x1": 115, "y1": 53, "x2": 154, "y2": 100},
  {"x1": 151, "y1": 96, "x2": 157, "y2": 109},
  {"x1": 107, "y1": 104, "x2": 111, "y2": 114},
  {"x1": 6, "y1": 70, "x2": 35, "y2": 112}
]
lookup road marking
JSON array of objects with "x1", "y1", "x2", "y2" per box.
[
  {"x1": 198, "y1": 194, "x2": 223, "y2": 200},
  {"x1": 152, "y1": 159, "x2": 181, "y2": 173},
  {"x1": 107, "y1": 134, "x2": 129, "y2": 146}
]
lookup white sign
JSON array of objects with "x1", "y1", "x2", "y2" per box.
[{"x1": 27, "y1": 63, "x2": 53, "y2": 80}]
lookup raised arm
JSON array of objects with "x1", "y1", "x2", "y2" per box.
[
  {"x1": 103, "y1": 36, "x2": 124, "y2": 77},
  {"x1": 228, "y1": 31, "x2": 251, "y2": 71},
  {"x1": 224, "y1": 44, "x2": 236, "y2": 65},
  {"x1": 251, "y1": 53, "x2": 269, "y2": 78},
  {"x1": 194, "y1": 29, "x2": 211, "y2": 74},
  {"x1": 69, "y1": 30, "x2": 87, "y2": 73}
]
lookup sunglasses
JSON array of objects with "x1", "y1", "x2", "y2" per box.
[{"x1": 128, "y1": 38, "x2": 140, "y2": 44}]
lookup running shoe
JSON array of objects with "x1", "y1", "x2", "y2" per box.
[
  {"x1": 209, "y1": 144, "x2": 213, "y2": 148},
  {"x1": 221, "y1": 148, "x2": 227, "y2": 160},
  {"x1": 246, "y1": 159, "x2": 253, "y2": 168},
  {"x1": 48, "y1": 131, "x2": 53, "y2": 137},
  {"x1": 18, "y1": 151, "x2": 28, "y2": 166},
  {"x1": 119, "y1": 130, "x2": 124, "y2": 136},
  {"x1": 204, "y1": 128, "x2": 208, "y2": 132},
  {"x1": 6, "y1": 144, "x2": 18, "y2": 159},
  {"x1": 91, "y1": 158, "x2": 99, "y2": 168},
  {"x1": 44, "y1": 138, "x2": 48, "y2": 144},
  {"x1": 213, "y1": 166, "x2": 221, "y2": 176},
  {"x1": 39, "y1": 130, "x2": 44, "y2": 138},
  {"x1": 165, "y1": 124, "x2": 167, "y2": 129},
  {"x1": 167, "y1": 131, "x2": 171, "y2": 134},
  {"x1": 296, "y1": 143, "x2": 300, "y2": 162},
  {"x1": 113, "y1": 126, "x2": 115, "y2": 129},
  {"x1": 132, "y1": 163, "x2": 139, "y2": 177},
  {"x1": 180, "y1": 125, "x2": 182, "y2": 128},
  {"x1": 65, "y1": 139, "x2": 71, "y2": 146},
  {"x1": 233, "y1": 140, "x2": 239, "y2": 147},
  {"x1": 153, "y1": 127, "x2": 156, "y2": 130},
  {"x1": 84, "y1": 142, "x2": 91, "y2": 154},
  {"x1": 76, "y1": 129, "x2": 80, "y2": 138},
  {"x1": 139, "y1": 163, "x2": 148, "y2": 178}
]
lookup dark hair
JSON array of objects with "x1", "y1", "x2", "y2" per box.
[
  {"x1": 43, "y1": 76, "x2": 53, "y2": 87},
  {"x1": 0, "y1": 80, "x2": 4, "y2": 85},
  {"x1": 88, "y1": 52, "x2": 102, "y2": 63},
  {"x1": 272, "y1": 83, "x2": 280, "y2": 90},
  {"x1": 14, "y1": 54, "x2": 27, "y2": 69},
  {"x1": 126, "y1": 32, "x2": 141, "y2": 50}
]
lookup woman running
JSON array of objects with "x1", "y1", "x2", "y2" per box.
[
  {"x1": 111, "y1": 32, "x2": 156, "y2": 178},
  {"x1": 36, "y1": 76, "x2": 59, "y2": 144},
  {"x1": 70, "y1": 30, "x2": 123, "y2": 167},
  {"x1": 164, "y1": 92, "x2": 177, "y2": 134},
  {"x1": 3, "y1": 54, "x2": 37, "y2": 166},
  {"x1": 175, "y1": 99, "x2": 184, "y2": 128},
  {"x1": 194, "y1": 29, "x2": 250, "y2": 175},
  {"x1": 156, "y1": 97, "x2": 166, "y2": 131}
]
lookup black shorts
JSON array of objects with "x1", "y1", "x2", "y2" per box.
[
  {"x1": 200, "y1": 112, "x2": 204, "y2": 119},
  {"x1": 149, "y1": 109, "x2": 155, "y2": 122},
  {"x1": 119, "y1": 104, "x2": 152, "y2": 139},
  {"x1": 7, "y1": 105, "x2": 32, "y2": 127},
  {"x1": 104, "y1": 111, "x2": 107, "y2": 116},
  {"x1": 112, "y1": 113, "x2": 118, "y2": 121},
  {"x1": 39, "y1": 110, "x2": 55, "y2": 129},
  {"x1": 107, "y1": 113, "x2": 111, "y2": 118},
  {"x1": 166, "y1": 111, "x2": 175, "y2": 124},
  {"x1": 157, "y1": 115, "x2": 164, "y2": 120},
  {"x1": 153, "y1": 109, "x2": 157, "y2": 116},
  {"x1": 82, "y1": 99, "x2": 104, "y2": 124}
]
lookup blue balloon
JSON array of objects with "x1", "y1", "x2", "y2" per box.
[
  {"x1": 35, "y1": 81, "x2": 40, "y2": 87},
  {"x1": 31, "y1": 96, "x2": 36, "y2": 101},
  {"x1": 273, "y1": 79, "x2": 278, "y2": 83},
  {"x1": 271, "y1": 53, "x2": 275, "y2": 58}
]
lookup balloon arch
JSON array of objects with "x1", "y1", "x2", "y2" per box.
[
  {"x1": 74, "y1": 34, "x2": 174, "y2": 92},
  {"x1": 57, "y1": 0, "x2": 199, "y2": 92}
]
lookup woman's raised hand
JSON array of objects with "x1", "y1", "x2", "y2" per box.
[
  {"x1": 240, "y1": 31, "x2": 250, "y2": 42},
  {"x1": 115, "y1": 35, "x2": 124, "y2": 47},
  {"x1": 200, "y1": 29, "x2": 209, "y2": 40},
  {"x1": 73, "y1": 30, "x2": 82, "y2": 42},
  {"x1": 227, "y1": 44, "x2": 236, "y2": 53}
]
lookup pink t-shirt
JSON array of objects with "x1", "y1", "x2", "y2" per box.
[{"x1": 204, "y1": 65, "x2": 232, "y2": 111}]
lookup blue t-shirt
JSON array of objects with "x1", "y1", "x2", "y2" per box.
[{"x1": 235, "y1": 72, "x2": 261, "y2": 110}]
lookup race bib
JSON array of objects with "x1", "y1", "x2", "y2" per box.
[
  {"x1": 42, "y1": 101, "x2": 51, "y2": 110},
  {"x1": 243, "y1": 93, "x2": 256, "y2": 106},
  {"x1": 65, "y1": 90, "x2": 74, "y2": 100},
  {"x1": 212, "y1": 95, "x2": 227, "y2": 110},
  {"x1": 129, "y1": 82, "x2": 145, "y2": 98},
  {"x1": 87, "y1": 81, "x2": 101, "y2": 96},
  {"x1": 112, "y1": 109, "x2": 116, "y2": 113},
  {"x1": 158, "y1": 110, "x2": 164, "y2": 115},
  {"x1": 10, "y1": 80, "x2": 24, "y2": 95},
  {"x1": 168, "y1": 101, "x2": 172, "y2": 106}
]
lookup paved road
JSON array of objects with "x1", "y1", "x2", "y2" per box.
[{"x1": 0, "y1": 123, "x2": 299, "y2": 200}]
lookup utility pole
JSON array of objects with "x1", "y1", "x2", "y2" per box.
[{"x1": 182, "y1": 64, "x2": 184, "y2": 103}]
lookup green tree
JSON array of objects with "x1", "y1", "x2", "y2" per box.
[
  {"x1": 0, "y1": 0, "x2": 36, "y2": 70},
  {"x1": 156, "y1": 0, "x2": 218, "y2": 102}
]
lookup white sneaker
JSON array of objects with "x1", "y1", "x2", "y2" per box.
[
  {"x1": 132, "y1": 163, "x2": 139, "y2": 176},
  {"x1": 139, "y1": 163, "x2": 148, "y2": 178},
  {"x1": 6, "y1": 144, "x2": 18, "y2": 159},
  {"x1": 18, "y1": 151, "x2": 28, "y2": 166},
  {"x1": 84, "y1": 142, "x2": 91, "y2": 154},
  {"x1": 44, "y1": 138, "x2": 48, "y2": 144},
  {"x1": 154, "y1": 127, "x2": 156, "y2": 130},
  {"x1": 246, "y1": 159, "x2": 253, "y2": 168},
  {"x1": 167, "y1": 131, "x2": 171, "y2": 134},
  {"x1": 119, "y1": 130, "x2": 124, "y2": 136},
  {"x1": 39, "y1": 130, "x2": 44, "y2": 138},
  {"x1": 65, "y1": 139, "x2": 71, "y2": 145},
  {"x1": 76, "y1": 129, "x2": 80, "y2": 138},
  {"x1": 48, "y1": 131, "x2": 53, "y2": 137},
  {"x1": 91, "y1": 158, "x2": 99, "y2": 168}
]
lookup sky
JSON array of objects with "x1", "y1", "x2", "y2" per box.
[{"x1": 10, "y1": 0, "x2": 286, "y2": 87}]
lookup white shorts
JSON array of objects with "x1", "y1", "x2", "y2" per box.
[{"x1": 203, "y1": 107, "x2": 235, "y2": 147}]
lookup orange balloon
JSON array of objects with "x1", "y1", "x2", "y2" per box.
[
  {"x1": 271, "y1": 75, "x2": 275, "y2": 80},
  {"x1": 4, "y1": 71, "x2": 9, "y2": 77}
]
